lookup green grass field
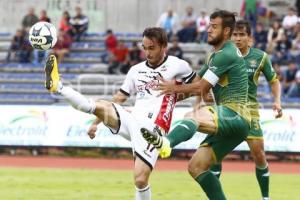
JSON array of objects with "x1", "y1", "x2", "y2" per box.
[{"x1": 0, "y1": 168, "x2": 299, "y2": 200}]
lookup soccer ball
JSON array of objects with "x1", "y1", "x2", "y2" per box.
[{"x1": 29, "y1": 22, "x2": 57, "y2": 51}]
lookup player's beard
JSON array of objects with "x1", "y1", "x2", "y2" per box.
[{"x1": 208, "y1": 32, "x2": 224, "y2": 46}]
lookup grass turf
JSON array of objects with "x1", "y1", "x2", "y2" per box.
[{"x1": 0, "y1": 168, "x2": 299, "y2": 200}]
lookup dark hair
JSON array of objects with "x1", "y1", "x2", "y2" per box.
[
  {"x1": 142, "y1": 27, "x2": 168, "y2": 47},
  {"x1": 235, "y1": 20, "x2": 251, "y2": 36},
  {"x1": 210, "y1": 10, "x2": 236, "y2": 36}
]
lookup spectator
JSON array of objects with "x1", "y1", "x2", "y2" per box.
[
  {"x1": 196, "y1": 10, "x2": 209, "y2": 43},
  {"x1": 267, "y1": 20, "x2": 285, "y2": 53},
  {"x1": 177, "y1": 6, "x2": 197, "y2": 43},
  {"x1": 272, "y1": 33, "x2": 292, "y2": 64},
  {"x1": 39, "y1": 10, "x2": 51, "y2": 22},
  {"x1": 291, "y1": 32, "x2": 300, "y2": 64},
  {"x1": 282, "y1": 7, "x2": 298, "y2": 30},
  {"x1": 240, "y1": 0, "x2": 259, "y2": 30},
  {"x1": 6, "y1": 29, "x2": 32, "y2": 63},
  {"x1": 105, "y1": 29, "x2": 117, "y2": 52},
  {"x1": 283, "y1": 61, "x2": 298, "y2": 95},
  {"x1": 287, "y1": 70, "x2": 300, "y2": 97},
  {"x1": 108, "y1": 40, "x2": 129, "y2": 74},
  {"x1": 59, "y1": 11, "x2": 72, "y2": 36},
  {"x1": 51, "y1": 29, "x2": 73, "y2": 64},
  {"x1": 69, "y1": 6, "x2": 89, "y2": 41},
  {"x1": 22, "y1": 7, "x2": 39, "y2": 31},
  {"x1": 156, "y1": 8, "x2": 179, "y2": 40},
  {"x1": 103, "y1": 29, "x2": 117, "y2": 63},
  {"x1": 253, "y1": 23, "x2": 268, "y2": 51},
  {"x1": 167, "y1": 36, "x2": 183, "y2": 59},
  {"x1": 128, "y1": 41, "x2": 143, "y2": 67},
  {"x1": 120, "y1": 41, "x2": 143, "y2": 74}
]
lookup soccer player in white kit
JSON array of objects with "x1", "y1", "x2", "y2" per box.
[{"x1": 44, "y1": 27, "x2": 196, "y2": 200}]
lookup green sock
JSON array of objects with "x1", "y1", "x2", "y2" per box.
[
  {"x1": 195, "y1": 171, "x2": 226, "y2": 200},
  {"x1": 256, "y1": 166, "x2": 269, "y2": 198},
  {"x1": 210, "y1": 163, "x2": 222, "y2": 178},
  {"x1": 166, "y1": 119, "x2": 198, "y2": 148}
]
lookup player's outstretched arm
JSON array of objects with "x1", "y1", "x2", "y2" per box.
[{"x1": 157, "y1": 76, "x2": 212, "y2": 100}]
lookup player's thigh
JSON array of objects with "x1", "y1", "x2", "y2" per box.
[
  {"x1": 185, "y1": 106, "x2": 217, "y2": 134},
  {"x1": 93, "y1": 100, "x2": 120, "y2": 130},
  {"x1": 199, "y1": 105, "x2": 250, "y2": 162},
  {"x1": 188, "y1": 146, "x2": 215, "y2": 178}
]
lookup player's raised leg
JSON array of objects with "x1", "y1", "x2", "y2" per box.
[
  {"x1": 44, "y1": 55, "x2": 119, "y2": 130},
  {"x1": 141, "y1": 106, "x2": 216, "y2": 158}
]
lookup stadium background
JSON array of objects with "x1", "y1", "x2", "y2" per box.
[{"x1": 0, "y1": 0, "x2": 299, "y2": 199}]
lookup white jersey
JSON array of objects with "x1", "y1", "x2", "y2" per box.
[{"x1": 120, "y1": 55, "x2": 195, "y2": 132}]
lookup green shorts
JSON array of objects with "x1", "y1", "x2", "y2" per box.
[
  {"x1": 246, "y1": 118, "x2": 263, "y2": 139},
  {"x1": 200, "y1": 105, "x2": 250, "y2": 163}
]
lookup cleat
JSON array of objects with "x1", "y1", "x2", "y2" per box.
[
  {"x1": 141, "y1": 128, "x2": 172, "y2": 158},
  {"x1": 44, "y1": 55, "x2": 60, "y2": 92}
]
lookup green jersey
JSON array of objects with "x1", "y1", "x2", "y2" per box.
[
  {"x1": 198, "y1": 41, "x2": 250, "y2": 123},
  {"x1": 245, "y1": 47, "x2": 277, "y2": 118}
]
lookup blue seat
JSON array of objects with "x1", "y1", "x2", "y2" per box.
[
  {"x1": 68, "y1": 52, "x2": 105, "y2": 58},
  {"x1": 71, "y1": 42, "x2": 105, "y2": 49},
  {"x1": 284, "y1": 97, "x2": 300, "y2": 103},
  {"x1": 0, "y1": 32, "x2": 11, "y2": 37}
]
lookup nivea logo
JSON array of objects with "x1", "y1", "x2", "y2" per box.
[{"x1": 29, "y1": 36, "x2": 47, "y2": 44}]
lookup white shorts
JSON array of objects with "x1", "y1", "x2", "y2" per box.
[{"x1": 108, "y1": 103, "x2": 158, "y2": 169}]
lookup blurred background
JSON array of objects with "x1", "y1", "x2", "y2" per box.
[{"x1": 0, "y1": 0, "x2": 299, "y2": 199}]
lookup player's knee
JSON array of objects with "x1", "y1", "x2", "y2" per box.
[
  {"x1": 94, "y1": 100, "x2": 112, "y2": 113},
  {"x1": 252, "y1": 149, "x2": 267, "y2": 165},
  {"x1": 134, "y1": 174, "x2": 148, "y2": 189},
  {"x1": 187, "y1": 159, "x2": 209, "y2": 178}
]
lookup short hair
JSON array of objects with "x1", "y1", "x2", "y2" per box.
[
  {"x1": 235, "y1": 20, "x2": 251, "y2": 36},
  {"x1": 142, "y1": 27, "x2": 168, "y2": 47},
  {"x1": 210, "y1": 10, "x2": 236, "y2": 36}
]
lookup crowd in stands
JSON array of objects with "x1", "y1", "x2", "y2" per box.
[{"x1": 4, "y1": 1, "x2": 300, "y2": 98}]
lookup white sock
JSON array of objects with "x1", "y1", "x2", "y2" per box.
[
  {"x1": 135, "y1": 185, "x2": 151, "y2": 200},
  {"x1": 58, "y1": 83, "x2": 96, "y2": 114}
]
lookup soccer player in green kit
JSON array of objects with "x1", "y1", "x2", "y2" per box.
[
  {"x1": 210, "y1": 20, "x2": 282, "y2": 200},
  {"x1": 141, "y1": 10, "x2": 251, "y2": 200}
]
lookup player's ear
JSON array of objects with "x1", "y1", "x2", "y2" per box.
[{"x1": 224, "y1": 27, "x2": 230, "y2": 37}]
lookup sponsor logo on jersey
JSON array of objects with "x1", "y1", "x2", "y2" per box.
[
  {"x1": 249, "y1": 59, "x2": 257, "y2": 68},
  {"x1": 162, "y1": 94, "x2": 176, "y2": 122},
  {"x1": 160, "y1": 65, "x2": 167, "y2": 71},
  {"x1": 137, "y1": 79, "x2": 159, "y2": 92}
]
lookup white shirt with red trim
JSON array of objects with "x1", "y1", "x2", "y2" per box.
[{"x1": 120, "y1": 55, "x2": 195, "y2": 133}]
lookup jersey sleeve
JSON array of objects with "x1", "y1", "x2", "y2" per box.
[
  {"x1": 197, "y1": 64, "x2": 208, "y2": 78},
  {"x1": 120, "y1": 68, "x2": 135, "y2": 96},
  {"x1": 202, "y1": 50, "x2": 238, "y2": 86},
  {"x1": 262, "y1": 53, "x2": 277, "y2": 83},
  {"x1": 175, "y1": 59, "x2": 196, "y2": 84}
]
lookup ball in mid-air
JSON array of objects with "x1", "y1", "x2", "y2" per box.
[{"x1": 29, "y1": 22, "x2": 57, "y2": 51}]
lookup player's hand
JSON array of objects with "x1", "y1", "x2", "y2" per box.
[
  {"x1": 155, "y1": 77, "x2": 176, "y2": 95},
  {"x1": 273, "y1": 102, "x2": 282, "y2": 118},
  {"x1": 87, "y1": 124, "x2": 98, "y2": 139}
]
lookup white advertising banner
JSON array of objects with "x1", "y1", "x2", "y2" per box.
[{"x1": 0, "y1": 105, "x2": 299, "y2": 152}]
